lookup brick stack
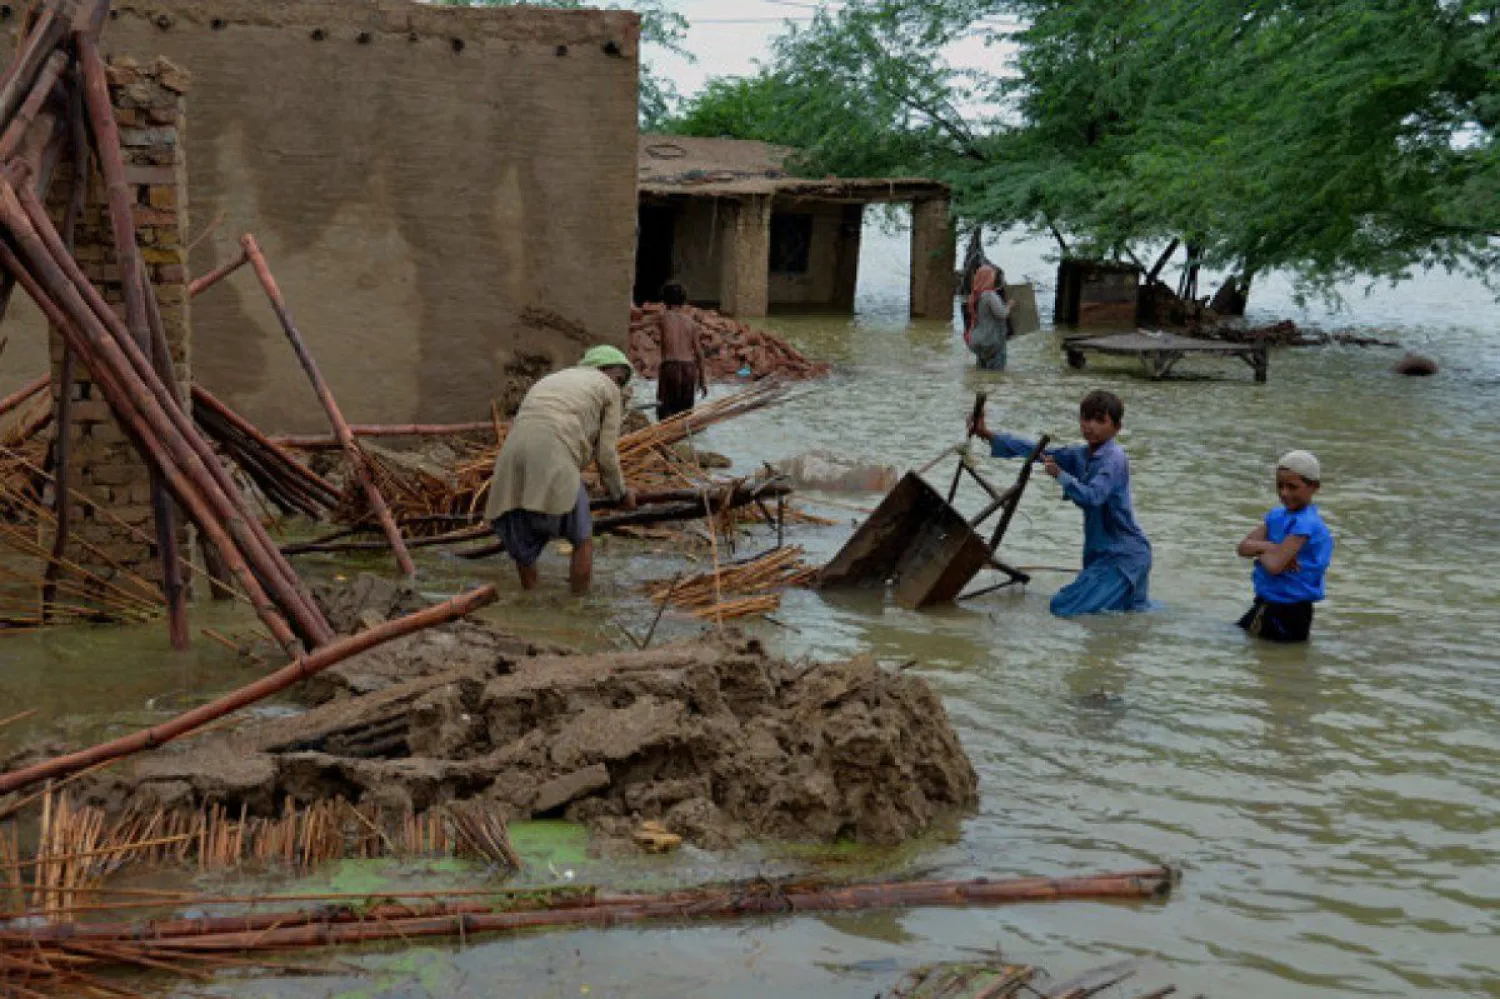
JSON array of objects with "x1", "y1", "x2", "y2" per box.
[{"x1": 46, "y1": 56, "x2": 192, "y2": 589}]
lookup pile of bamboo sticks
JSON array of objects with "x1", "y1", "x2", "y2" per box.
[
  {"x1": 616, "y1": 380, "x2": 788, "y2": 475},
  {"x1": 190, "y1": 384, "x2": 340, "y2": 521},
  {"x1": 0, "y1": 0, "x2": 337, "y2": 652},
  {"x1": 645, "y1": 545, "x2": 816, "y2": 620},
  {"x1": 0, "y1": 867, "x2": 1173, "y2": 992}
]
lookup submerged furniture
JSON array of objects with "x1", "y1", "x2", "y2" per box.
[
  {"x1": 817, "y1": 435, "x2": 1048, "y2": 609},
  {"x1": 1065, "y1": 331, "x2": 1269, "y2": 382}
]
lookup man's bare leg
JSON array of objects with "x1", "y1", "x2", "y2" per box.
[
  {"x1": 569, "y1": 538, "x2": 594, "y2": 595},
  {"x1": 518, "y1": 563, "x2": 540, "y2": 590}
]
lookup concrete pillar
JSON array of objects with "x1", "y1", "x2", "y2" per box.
[
  {"x1": 831, "y1": 203, "x2": 863, "y2": 312},
  {"x1": 909, "y1": 196, "x2": 956, "y2": 319},
  {"x1": 46, "y1": 56, "x2": 192, "y2": 594},
  {"x1": 717, "y1": 194, "x2": 771, "y2": 318}
]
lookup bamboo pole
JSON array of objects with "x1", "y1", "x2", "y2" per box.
[
  {"x1": 0, "y1": 7, "x2": 64, "y2": 130},
  {"x1": 58, "y1": 869, "x2": 1171, "y2": 955},
  {"x1": 9, "y1": 180, "x2": 331, "y2": 647},
  {"x1": 0, "y1": 584, "x2": 495, "y2": 795},
  {"x1": 77, "y1": 36, "x2": 189, "y2": 650},
  {"x1": 240, "y1": 233, "x2": 414, "y2": 578},
  {"x1": 189, "y1": 384, "x2": 339, "y2": 505},
  {"x1": 0, "y1": 50, "x2": 66, "y2": 162},
  {"x1": 40, "y1": 68, "x2": 87, "y2": 621},
  {"x1": 10, "y1": 175, "x2": 324, "y2": 644},
  {"x1": 0, "y1": 868, "x2": 1170, "y2": 948},
  {"x1": 0, "y1": 208, "x2": 301, "y2": 653},
  {"x1": 269, "y1": 421, "x2": 499, "y2": 448},
  {"x1": 0, "y1": 374, "x2": 47, "y2": 417},
  {"x1": 185, "y1": 248, "x2": 246, "y2": 298}
]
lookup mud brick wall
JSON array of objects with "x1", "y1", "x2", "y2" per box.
[
  {"x1": 45, "y1": 57, "x2": 191, "y2": 590},
  {"x1": 3, "y1": 0, "x2": 642, "y2": 432}
]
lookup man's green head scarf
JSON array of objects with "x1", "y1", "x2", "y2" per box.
[{"x1": 580, "y1": 345, "x2": 632, "y2": 380}]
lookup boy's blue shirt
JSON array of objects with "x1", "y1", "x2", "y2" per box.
[
  {"x1": 989, "y1": 434, "x2": 1152, "y2": 566},
  {"x1": 1253, "y1": 503, "x2": 1333, "y2": 603}
]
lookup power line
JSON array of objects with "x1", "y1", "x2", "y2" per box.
[{"x1": 691, "y1": 15, "x2": 812, "y2": 23}]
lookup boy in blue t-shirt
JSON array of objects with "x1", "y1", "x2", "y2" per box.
[{"x1": 1236, "y1": 450, "x2": 1334, "y2": 642}]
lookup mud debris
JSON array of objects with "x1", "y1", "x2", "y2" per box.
[{"x1": 76, "y1": 630, "x2": 977, "y2": 852}]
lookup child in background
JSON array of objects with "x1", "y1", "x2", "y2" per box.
[
  {"x1": 1236, "y1": 450, "x2": 1334, "y2": 642},
  {"x1": 969, "y1": 389, "x2": 1152, "y2": 616},
  {"x1": 656, "y1": 283, "x2": 708, "y2": 421}
]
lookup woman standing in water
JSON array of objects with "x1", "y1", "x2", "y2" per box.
[{"x1": 964, "y1": 265, "x2": 1011, "y2": 370}]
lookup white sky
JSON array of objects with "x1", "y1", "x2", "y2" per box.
[{"x1": 648, "y1": 0, "x2": 1015, "y2": 99}]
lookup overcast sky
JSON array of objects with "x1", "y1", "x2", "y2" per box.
[{"x1": 648, "y1": 0, "x2": 1015, "y2": 99}]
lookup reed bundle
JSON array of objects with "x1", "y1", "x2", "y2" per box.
[
  {"x1": 0, "y1": 444, "x2": 165, "y2": 630},
  {"x1": 690, "y1": 594, "x2": 783, "y2": 620},
  {"x1": 336, "y1": 438, "x2": 497, "y2": 536},
  {"x1": 0, "y1": 794, "x2": 522, "y2": 921},
  {"x1": 646, "y1": 546, "x2": 816, "y2": 622}
]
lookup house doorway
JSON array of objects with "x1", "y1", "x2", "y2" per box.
[{"x1": 634, "y1": 205, "x2": 676, "y2": 305}]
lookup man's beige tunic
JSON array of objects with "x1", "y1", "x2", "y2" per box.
[{"x1": 484, "y1": 367, "x2": 627, "y2": 520}]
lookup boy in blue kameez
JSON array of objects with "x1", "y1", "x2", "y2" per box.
[
  {"x1": 969, "y1": 390, "x2": 1153, "y2": 617},
  {"x1": 1235, "y1": 450, "x2": 1333, "y2": 642}
]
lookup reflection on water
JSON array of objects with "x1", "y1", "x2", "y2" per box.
[{"x1": 5, "y1": 229, "x2": 1500, "y2": 998}]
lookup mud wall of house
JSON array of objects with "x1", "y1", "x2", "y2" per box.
[
  {"x1": 656, "y1": 198, "x2": 861, "y2": 312},
  {"x1": 1, "y1": 0, "x2": 641, "y2": 431},
  {"x1": 659, "y1": 197, "x2": 726, "y2": 306},
  {"x1": 767, "y1": 201, "x2": 848, "y2": 308}
]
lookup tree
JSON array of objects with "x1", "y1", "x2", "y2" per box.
[{"x1": 666, "y1": 0, "x2": 1500, "y2": 298}]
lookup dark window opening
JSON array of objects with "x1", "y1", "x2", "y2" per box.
[
  {"x1": 634, "y1": 205, "x2": 677, "y2": 305},
  {"x1": 769, "y1": 213, "x2": 813, "y2": 274}
]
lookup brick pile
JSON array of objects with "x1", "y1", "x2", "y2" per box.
[
  {"x1": 46, "y1": 56, "x2": 191, "y2": 587},
  {"x1": 628, "y1": 304, "x2": 830, "y2": 382}
]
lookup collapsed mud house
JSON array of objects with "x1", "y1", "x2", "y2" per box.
[
  {"x1": 1, "y1": 0, "x2": 641, "y2": 432},
  {"x1": 635, "y1": 135, "x2": 956, "y2": 320}
]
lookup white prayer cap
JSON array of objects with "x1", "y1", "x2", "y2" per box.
[{"x1": 1277, "y1": 450, "x2": 1321, "y2": 483}]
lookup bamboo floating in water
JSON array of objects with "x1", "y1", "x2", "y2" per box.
[
  {"x1": 240, "y1": 233, "x2": 415, "y2": 578},
  {"x1": 1, "y1": 868, "x2": 1171, "y2": 959},
  {"x1": 0, "y1": 585, "x2": 495, "y2": 796},
  {"x1": 0, "y1": 867, "x2": 1171, "y2": 954}
]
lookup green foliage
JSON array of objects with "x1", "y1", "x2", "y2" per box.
[
  {"x1": 436, "y1": 0, "x2": 689, "y2": 129},
  {"x1": 665, "y1": 0, "x2": 1499, "y2": 295}
]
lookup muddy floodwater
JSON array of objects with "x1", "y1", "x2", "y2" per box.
[{"x1": 3, "y1": 230, "x2": 1498, "y2": 998}]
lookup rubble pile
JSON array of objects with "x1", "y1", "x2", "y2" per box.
[
  {"x1": 77, "y1": 617, "x2": 978, "y2": 851},
  {"x1": 630, "y1": 304, "x2": 831, "y2": 382}
]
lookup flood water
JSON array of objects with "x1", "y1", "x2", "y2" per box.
[{"x1": 3, "y1": 226, "x2": 1498, "y2": 998}]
